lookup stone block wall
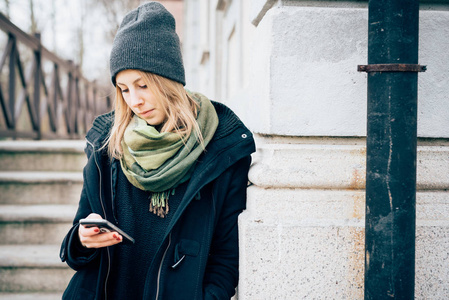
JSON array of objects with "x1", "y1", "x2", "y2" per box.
[
  {"x1": 239, "y1": 137, "x2": 449, "y2": 299},
  {"x1": 183, "y1": 0, "x2": 449, "y2": 298}
]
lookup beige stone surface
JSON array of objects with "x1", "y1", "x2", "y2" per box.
[{"x1": 240, "y1": 139, "x2": 449, "y2": 299}]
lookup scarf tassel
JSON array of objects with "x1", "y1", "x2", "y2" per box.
[{"x1": 149, "y1": 189, "x2": 176, "y2": 218}]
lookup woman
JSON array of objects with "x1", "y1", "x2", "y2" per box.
[{"x1": 60, "y1": 2, "x2": 255, "y2": 300}]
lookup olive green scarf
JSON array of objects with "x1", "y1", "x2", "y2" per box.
[{"x1": 120, "y1": 92, "x2": 218, "y2": 218}]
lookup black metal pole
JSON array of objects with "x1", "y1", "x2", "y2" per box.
[
  {"x1": 33, "y1": 32, "x2": 42, "y2": 138},
  {"x1": 8, "y1": 34, "x2": 16, "y2": 130},
  {"x1": 363, "y1": 0, "x2": 421, "y2": 299}
]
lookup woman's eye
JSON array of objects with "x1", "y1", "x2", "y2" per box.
[
  {"x1": 139, "y1": 85, "x2": 147, "y2": 89},
  {"x1": 121, "y1": 88, "x2": 129, "y2": 93}
]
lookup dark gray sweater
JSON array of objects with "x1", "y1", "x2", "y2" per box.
[{"x1": 107, "y1": 162, "x2": 187, "y2": 299}]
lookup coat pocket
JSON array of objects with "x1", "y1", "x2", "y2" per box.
[
  {"x1": 172, "y1": 239, "x2": 200, "y2": 269},
  {"x1": 62, "y1": 265, "x2": 98, "y2": 300}
]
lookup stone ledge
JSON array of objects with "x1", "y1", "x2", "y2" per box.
[
  {"x1": 0, "y1": 268, "x2": 73, "y2": 293},
  {"x1": 249, "y1": 144, "x2": 366, "y2": 189},
  {"x1": 0, "y1": 171, "x2": 83, "y2": 183},
  {"x1": 0, "y1": 245, "x2": 67, "y2": 268},
  {"x1": 0, "y1": 140, "x2": 85, "y2": 153},
  {"x1": 0, "y1": 205, "x2": 77, "y2": 223},
  {"x1": 246, "y1": 187, "x2": 365, "y2": 224},
  {"x1": 0, "y1": 293, "x2": 62, "y2": 300},
  {"x1": 0, "y1": 173, "x2": 82, "y2": 205},
  {"x1": 246, "y1": 187, "x2": 449, "y2": 224},
  {"x1": 248, "y1": 144, "x2": 449, "y2": 189},
  {"x1": 0, "y1": 152, "x2": 87, "y2": 172}
]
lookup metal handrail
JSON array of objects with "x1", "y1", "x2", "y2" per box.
[{"x1": 0, "y1": 12, "x2": 112, "y2": 139}]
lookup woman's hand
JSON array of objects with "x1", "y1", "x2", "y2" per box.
[{"x1": 78, "y1": 213, "x2": 122, "y2": 248}]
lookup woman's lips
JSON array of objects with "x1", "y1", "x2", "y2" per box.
[{"x1": 140, "y1": 109, "x2": 154, "y2": 117}]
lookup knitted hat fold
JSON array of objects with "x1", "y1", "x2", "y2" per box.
[{"x1": 110, "y1": 2, "x2": 185, "y2": 86}]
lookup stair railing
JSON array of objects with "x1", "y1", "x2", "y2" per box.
[{"x1": 0, "y1": 12, "x2": 112, "y2": 140}]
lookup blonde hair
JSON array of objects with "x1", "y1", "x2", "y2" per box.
[{"x1": 106, "y1": 71, "x2": 201, "y2": 159}]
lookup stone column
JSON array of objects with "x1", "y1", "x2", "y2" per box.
[{"x1": 237, "y1": 1, "x2": 449, "y2": 299}]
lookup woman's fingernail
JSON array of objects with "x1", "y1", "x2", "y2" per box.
[
  {"x1": 113, "y1": 234, "x2": 117, "y2": 239},
  {"x1": 94, "y1": 228, "x2": 100, "y2": 233}
]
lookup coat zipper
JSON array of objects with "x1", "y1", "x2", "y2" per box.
[
  {"x1": 154, "y1": 190, "x2": 208, "y2": 299},
  {"x1": 155, "y1": 232, "x2": 171, "y2": 300},
  {"x1": 86, "y1": 140, "x2": 111, "y2": 300},
  {"x1": 111, "y1": 159, "x2": 118, "y2": 224}
]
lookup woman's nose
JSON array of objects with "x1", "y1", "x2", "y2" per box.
[{"x1": 129, "y1": 91, "x2": 144, "y2": 107}]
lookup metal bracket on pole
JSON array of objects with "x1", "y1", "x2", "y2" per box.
[{"x1": 357, "y1": 64, "x2": 427, "y2": 73}]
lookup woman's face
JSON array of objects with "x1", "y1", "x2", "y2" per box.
[{"x1": 116, "y1": 69, "x2": 167, "y2": 126}]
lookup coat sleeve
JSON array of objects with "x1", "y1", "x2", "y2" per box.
[
  {"x1": 60, "y1": 145, "x2": 100, "y2": 270},
  {"x1": 203, "y1": 155, "x2": 252, "y2": 299}
]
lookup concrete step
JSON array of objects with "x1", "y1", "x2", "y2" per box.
[
  {"x1": 0, "y1": 171, "x2": 83, "y2": 205},
  {"x1": 0, "y1": 205, "x2": 77, "y2": 245},
  {"x1": 0, "y1": 140, "x2": 86, "y2": 172},
  {"x1": 0, "y1": 293, "x2": 63, "y2": 300},
  {"x1": 0, "y1": 245, "x2": 74, "y2": 293}
]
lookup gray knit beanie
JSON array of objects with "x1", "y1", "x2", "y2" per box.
[{"x1": 110, "y1": 2, "x2": 185, "y2": 86}]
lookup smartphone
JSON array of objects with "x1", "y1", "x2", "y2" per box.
[{"x1": 79, "y1": 219, "x2": 135, "y2": 244}]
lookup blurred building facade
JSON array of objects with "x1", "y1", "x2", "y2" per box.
[
  {"x1": 157, "y1": 0, "x2": 185, "y2": 41},
  {"x1": 183, "y1": 0, "x2": 449, "y2": 299}
]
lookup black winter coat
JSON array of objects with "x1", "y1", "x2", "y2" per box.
[{"x1": 60, "y1": 101, "x2": 255, "y2": 300}]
